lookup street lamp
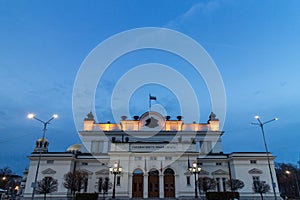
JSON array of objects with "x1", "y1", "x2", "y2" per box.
[
  {"x1": 27, "y1": 113, "x2": 58, "y2": 200},
  {"x1": 251, "y1": 115, "x2": 278, "y2": 200},
  {"x1": 285, "y1": 170, "x2": 300, "y2": 197},
  {"x1": 109, "y1": 162, "x2": 122, "y2": 199},
  {"x1": 189, "y1": 161, "x2": 202, "y2": 198}
]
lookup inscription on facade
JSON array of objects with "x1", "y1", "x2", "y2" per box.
[{"x1": 130, "y1": 144, "x2": 176, "y2": 152}]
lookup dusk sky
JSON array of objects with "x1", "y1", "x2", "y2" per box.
[{"x1": 0, "y1": 0, "x2": 300, "y2": 175}]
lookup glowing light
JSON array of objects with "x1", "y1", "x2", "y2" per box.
[
  {"x1": 254, "y1": 115, "x2": 260, "y2": 119},
  {"x1": 275, "y1": 118, "x2": 279, "y2": 121},
  {"x1": 53, "y1": 114, "x2": 58, "y2": 119},
  {"x1": 27, "y1": 113, "x2": 35, "y2": 119}
]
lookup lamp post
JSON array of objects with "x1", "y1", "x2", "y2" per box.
[
  {"x1": 251, "y1": 115, "x2": 278, "y2": 200},
  {"x1": 189, "y1": 161, "x2": 202, "y2": 198},
  {"x1": 285, "y1": 170, "x2": 300, "y2": 197},
  {"x1": 109, "y1": 162, "x2": 122, "y2": 199},
  {"x1": 27, "y1": 113, "x2": 58, "y2": 200}
]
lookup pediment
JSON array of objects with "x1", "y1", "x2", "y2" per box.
[
  {"x1": 199, "y1": 169, "x2": 209, "y2": 175},
  {"x1": 248, "y1": 168, "x2": 263, "y2": 174},
  {"x1": 95, "y1": 169, "x2": 109, "y2": 175},
  {"x1": 212, "y1": 169, "x2": 228, "y2": 175},
  {"x1": 81, "y1": 169, "x2": 93, "y2": 175},
  {"x1": 41, "y1": 168, "x2": 56, "y2": 175}
]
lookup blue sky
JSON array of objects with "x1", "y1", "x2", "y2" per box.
[{"x1": 0, "y1": 0, "x2": 300, "y2": 175}]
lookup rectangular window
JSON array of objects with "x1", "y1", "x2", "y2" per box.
[
  {"x1": 165, "y1": 156, "x2": 172, "y2": 161},
  {"x1": 186, "y1": 176, "x2": 191, "y2": 185},
  {"x1": 117, "y1": 176, "x2": 121, "y2": 186},
  {"x1": 46, "y1": 160, "x2": 54, "y2": 164},
  {"x1": 98, "y1": 178, "x2": 103, "y2": 193},
  {"x1": 91, "y1": 141, "x2": 103, "y2": 153},
  {"x1": 222, "y1": 178, "x2": 226, "y2": 192},
  {"x1": 150, "y1": 156, "x2": 157, "y2": 160},
  {"x1": 216, "y1": 162, "x2": 222, "y2": 166},
  {"x1": 253, "y1": 176, "x2": 260, "y2": 182},
  {"x1": 134, "y1": 156, "x2": 142, "y2": 161},
  {"x1": 198, "y1": 162, "x2": 203, "y2": 166},
  {"x1": 253, "y1": 176, "x2": 260, "y2": 189},
  {"x1": 216, "y1": 178, "x2": 220, "y2": 192},
  {"x1": 250, "y1": 160, "x2": 257, "y2": 164},
  {"x1": 82, "y1": 162, "x2": 88, "y2": 166}
]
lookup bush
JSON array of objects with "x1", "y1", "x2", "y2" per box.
[
  {"x1": 206, "y1": 192, "x2": 239, "y2": 200},
  {"x1": 75, "y1": 193, "x2": 98, "y2": 200}
]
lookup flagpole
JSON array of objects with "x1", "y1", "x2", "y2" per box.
[{"x1": 149, "y1": 94, "x2": 151, "y2": 112}]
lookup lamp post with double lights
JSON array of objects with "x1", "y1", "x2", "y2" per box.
[
  {"x1": 109, "y1": 162, "x2": 122, "y2": 199},
  {"x1": 189, "y1": 161, "x2": 202, "y2": 198},
  {"x1": 27, "y1": 113, "x2": 58, "y2": 200},
  {"x1": 251, "y1": 115, "x2": 278, "y2": 200},
  {"x1": 285, "y1": 170, "x2": 300, "y2": 197}
]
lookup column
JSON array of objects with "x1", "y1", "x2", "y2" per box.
[
  {"x1": 159, "y1": 174, "x2": 164, "y2": 198},
  {"x1": 128, "y1": 173, "x2": 132, "y2": 198},
  {"x1": 144, "y1": 174, "x2": 148, "y2": 198},
  {"x1": 175, "y1": 174, "x2": 179, "y2": 198}
]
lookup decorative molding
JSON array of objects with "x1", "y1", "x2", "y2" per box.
[
  {"x1": 248, "y1": 168, "x2": 263, "y2": 174},
  {"x1": 199, "y1": 169, "x2": 209, "y2": 175},
  {"x1": 41, "y1": 168, "x2": 56, "y2": 175},
  {"x1": 212, "y1": 169, "x2": 228, "y2": 175},
  {"x1": 81, "y1": 169, "x2": 93, "y2": 175},
  {"x1": 95, "y1": 169, "x2": 109, "y2": 175}
]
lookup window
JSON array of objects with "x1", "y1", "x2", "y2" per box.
[
  {"x1": 222, "y1": 178, "x2": 227, "y2": 192},
  {"x1": 198, "y1": 162, "x2": 203, "y2": 166},
  {"x1": 165, "y1": 156, "x2": 172, "y2": 161},
  {"x1": 84, "y1": 178, "x2": 88, "y2": 192},
  {"x1": 216, "y1": 178, "x2": 220, "y2": 192},
  {"x1": 134, "y1": 156, "x2": 142, "y2": 161},
  {"x1": 186, "y1": 176, "x2": 191, "y2": 185},
  {"x1": 150, "y1": 156, "x2": 157, "y2": 160},
  {"x1": 253, "y1": 176, "x2": 260, "y2": 189},
  {"x1": 216, "y1": 162, "x2": 222, "y2": 166},
  {"x1": 98, "y1": 178, "x2": 103, "y2": 192},
  {"x1": 46, "y1": 160, "x2": 54, "y2": 164},
  {"x1": 117, "y1": 176, "x2": 121, "y2": 186},
  {"x1": 91, "y1": 141, "x2": 103, "y2": 153},
  {"x1": 250, "y1": 160, "x2": 257, "y2": 164},
  {"x1": 82, "y1": 162, "x2": 88, "y2": 166},
  {"x1": 253, "y1": 176, "x2": 260, "y2": 182}
]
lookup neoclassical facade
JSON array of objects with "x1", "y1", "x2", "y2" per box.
[{"x1": 24, "y1": 111, "x2": 280, "y2": 199}]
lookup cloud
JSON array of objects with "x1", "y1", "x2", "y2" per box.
[{"x1": 165, "y1": 0, "x2": 221, "y2": 28}]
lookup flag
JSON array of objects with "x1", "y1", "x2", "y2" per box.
[
  {"x1": 149, "y1": 95, "x2": 157, "y2": 101},
  {"x1": 188, "y1": 156, "x2": 191, "y2": 169}
]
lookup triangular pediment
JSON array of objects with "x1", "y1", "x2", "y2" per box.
[
  {"x1": 81, "y1": 169, "x2": 93, "y2": 175},
  {"x1": 95, "y1": 169, "x2": 109, "y2": 175},
  {"x1": 199, "y1": 169, "x2": 209, "y2": 175},
  {"x1": 212, "y1": 169, "x2": 228, "y2": 175},
  {"x1": 41, "y1": 168, "x2": 56, "y2": 175},
  {"x1": 248, "y1": 168, "x2": 263, "y2": 174}
]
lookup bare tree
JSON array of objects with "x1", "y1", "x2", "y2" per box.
[
  {"x1": 275, "y1": 162, "x2": 300, "y2": 198},
  {"x1": 36, "y1": 177, "x2": 58, "y2": 200},
  {"x1": 253, "y1": 181, "x2": 270, "y2": 200},
  {"x1": 198, "y1": 177, "x2": 216, "y2": 193},
  {"x1": 63, "y1": 170, "x2": 88, "y2": 199},
  {"x1": 226, "y1": 179, "x2": 245, "y2": 192},
  {"x1": 100, "y1": 177, "x2": 112, "y2": 199}
]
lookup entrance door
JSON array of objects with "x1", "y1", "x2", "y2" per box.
[
  {"x1": 132, "y1": 169, "x2": 143, "y2": 198},
  {"x1": 148, "y1": 169, "x2": 159, "y2": 197},
  {"x1": 164, "y1": 168, "x2": 175, "y2": 197}
]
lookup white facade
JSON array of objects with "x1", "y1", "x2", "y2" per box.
[{"x1": 24, "y1": 111, "x2": 281, "y2": 199}]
